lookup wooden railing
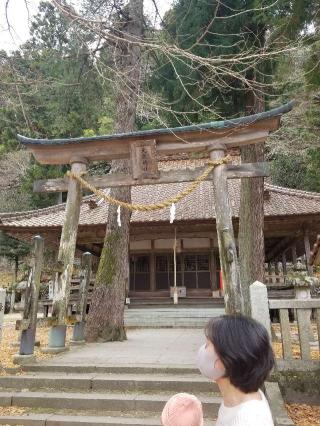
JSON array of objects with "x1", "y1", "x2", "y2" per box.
[
  {"x1": 41, "y1": 277, "x2": 95, "y2": 317},
  {"x1": 269, "y1": 299, "x2": 320, "y2": 362},
  {"x1": 250, "y1": 281, "x2": 320, "y2": 370}
]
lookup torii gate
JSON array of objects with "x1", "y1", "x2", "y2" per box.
[{"x1": 18, "y1": 101, "x2": 293, "y2": 350}]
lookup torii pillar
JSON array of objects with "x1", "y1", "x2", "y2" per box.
[
  {"x1": 43, "y1": 157, "x2": 88, "y2": 352},
  {"x1": 209, "y1": 144, "x2": 244, "y2": 313}
]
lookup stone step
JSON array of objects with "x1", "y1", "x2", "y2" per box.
[
  {"x1": 124, "y1": 323, "x2": 208, "y2": 329},
  {"x1": 0, "y1": 413, "x2": 162, "y2": 426},
  {"x1": 124, "y1": 318, "x2": 211, "y2": 321},
  {"x1": 124, "y1": 308, "x2": 222, "y2": 315},
  {"x1": 128, "y1": 304, "x2": 219, "y2": 309},
  {"x1": 124, "y1": 316, "x2": 216, "y2": 319},
  {"x1": 128, "y1": 301, "x2": 223, "y2": 308},
  {"x1": 0, "y1": 372, "x2": 219, "y2": 394},
  {"x1": 123, "y1": 308, "x2": 224, "y2": 327},
  {"x1": 22, "y1": 365, "x2": 199, "y2": 375},
  {"x1": 0, "y1": 391, "x2": 221, "y2": 417},
  {"x1": 0, "y1": 413, "x2": 216, "y2": 425}
]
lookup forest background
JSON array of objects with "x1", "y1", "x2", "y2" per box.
[{"x1": 0, "y1": 0, "x2": 319, "y2": 273}]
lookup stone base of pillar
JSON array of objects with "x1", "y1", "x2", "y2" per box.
[
  {"x1": 41, "y1": 346, "x2": 69, "y2": 354},
  {"x1": 42, "y1": 324, "x2": 68, "y2": 353},
  {"x1": 72, "y1": 321, "x2": 85, "y2": 343},
  {"x1": 12, "y1": 354, "x2": 36, "y2": 365},
  {"x1": 70, "y1": 339, "x2": 85, "y2": 346},
  {"x1": 20, "y1": 328, "x2": 36, "y2": 355}
]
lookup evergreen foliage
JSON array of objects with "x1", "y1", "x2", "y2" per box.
[
  {"x1": 0, "y1": 0, "x2": 319, "y2": 203},
  {"x1": 0, "y1": 1, "x2": 115, "y2": 209},
  {"x1": 148, "y1": 0, "x2": 319, "y2": 126},
  {"x1": 0, "y1": 231, "x2": 30, "y2": 272}
]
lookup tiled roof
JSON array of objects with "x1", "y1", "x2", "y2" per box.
[{"x1": 1, "y1": 173, "x2": 319, "y2": 229}]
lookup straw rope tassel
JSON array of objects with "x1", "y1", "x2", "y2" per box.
[
  {"x1": 117, "y1": 206, "x2": 121, "y2": 227},
  {"x1": 66, "y1": 155, "x2": 231, "y2": 212},
  {"x1": 170, "y1": 203, "x2": 176, "y2": 224}
]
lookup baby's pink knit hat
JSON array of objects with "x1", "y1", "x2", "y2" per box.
[{"x1": 161, "y1": 393, "x2": 204, "y2": 426}]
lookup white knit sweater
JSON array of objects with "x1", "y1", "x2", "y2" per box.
[{"x1": 215, "y1": 390, "x2": 274, "y2": 426}]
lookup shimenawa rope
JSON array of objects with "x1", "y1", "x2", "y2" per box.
[{"x1": 66, "y1": 155, "x2": 230, "y2": 212}]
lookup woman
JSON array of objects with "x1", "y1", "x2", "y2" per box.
[{"x1": 197, "y1": 315, "x2": 275, "y2": 426}]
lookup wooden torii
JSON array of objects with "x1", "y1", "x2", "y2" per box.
[{"x1": 18, "y1": 102, "x2": 293, "y2": 350}]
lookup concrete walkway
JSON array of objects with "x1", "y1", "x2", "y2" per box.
[
  {"x1": 46, "y1": 328, "x2": 206, "y2": 368},
  {"x1": 3, "y1": 312, "x2": 44, "y2": 324}
]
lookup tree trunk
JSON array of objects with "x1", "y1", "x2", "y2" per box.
[
  {"x1": 85, "y1": 0, "x2": 143, "y2": 342},
  {"x1": 238, "y1": 91, "x2": 265, "y2": 316}
]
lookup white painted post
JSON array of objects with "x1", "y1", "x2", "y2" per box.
[
  {"x1": 0, "y1": 288, "x2": 6, "y2": 344},
  {"x1": 249, "y1": 281, "x2": 272, "y2": 339}
]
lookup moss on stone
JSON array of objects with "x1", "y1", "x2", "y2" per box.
[
  {"x1": 98, "y1": 324, "x2": 127, "y2": 342},
  {"x1": 271, "y1": 369, "x2": 320, "y2": 396}
]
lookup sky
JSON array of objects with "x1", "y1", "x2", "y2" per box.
[
  {"x1": 0, "y1": 0, "x2": 171, "y2": 52},
  {"x1": 0, "y1": 0, "x2": 40, "y2": 51}
]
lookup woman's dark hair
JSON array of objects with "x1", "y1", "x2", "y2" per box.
[{"x1": 205, "y1": 315, "x2": 274, "y2": 393}]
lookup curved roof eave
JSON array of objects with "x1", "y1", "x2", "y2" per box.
[{"x1": 17, "y1": 101, "x2": 294, "y2": 146}]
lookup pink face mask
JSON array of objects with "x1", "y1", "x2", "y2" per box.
[{"x1": 197, "y1": 343, "x2": 225, "y2": 381}]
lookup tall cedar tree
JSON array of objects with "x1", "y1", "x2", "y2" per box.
[
  {"x1": 85, "y1": 0, "x2": 143, "y2": 342},
  {"x1": 150, "y1": 0, "x2": 319, "y2": 312},
  {"x1": 239, "y1": 0, "x2": 320, "y2": 312}
]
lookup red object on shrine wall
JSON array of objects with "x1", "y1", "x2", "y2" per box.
[{"x1": 219, "y1": 270, "x2": 224, "y2": 290}]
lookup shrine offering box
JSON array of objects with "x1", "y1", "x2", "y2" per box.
[{"x1": 170, "y1": 286, "x2": 186, "y2": 298}]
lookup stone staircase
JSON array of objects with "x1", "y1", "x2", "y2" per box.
[
  {"x1": 0, "y1": 364, "x2": 219, "y2": 425},
  {"x1": 124, "y1": 307, "x2": 225, "y2": 328}
]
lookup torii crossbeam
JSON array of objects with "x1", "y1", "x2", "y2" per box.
[{"x1": 18, "y1": 101, "x2": 293, "y2": 350}]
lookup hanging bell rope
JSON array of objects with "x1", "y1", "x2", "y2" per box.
[{"x1": 66, "y1": 155, "x2": 231, "y2": 212}]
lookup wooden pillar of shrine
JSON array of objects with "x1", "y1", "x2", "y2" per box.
[
  {"x1": 44, "y1": 157, "x2": 88, "y2": 352},
  {"x1": 304, "y1": 231, "x2": 313, "y2": 276},
  {"x1": 282, "y1": 252, "x2": 287, "y2": 275},
  {"x1": 291, "y1": 244, "x2": 297, "y2": 268},
  {"x1": 209, "y1": 144, "x2": 244, "y2": 314},
  {"x1": 150, "y1": 241, "x2": 156, "y2": 292}
]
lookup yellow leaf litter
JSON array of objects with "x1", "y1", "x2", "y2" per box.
[{"x1": 0, "y1": 322, "x2": 73, "y2": 371}]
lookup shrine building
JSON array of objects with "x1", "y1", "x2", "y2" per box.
[{"x1": 1, "y1": 102, "x2": 319, "y2": 304}]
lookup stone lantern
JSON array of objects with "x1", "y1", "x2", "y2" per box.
[{"x1": 287, "y1": 259, "x2": 320, "y2": 299}]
